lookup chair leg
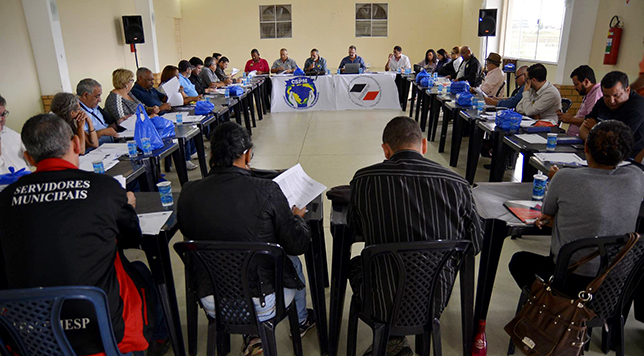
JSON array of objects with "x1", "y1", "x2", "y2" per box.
[
  {"x1": 347, "y1": 298, "x2": 359, "y2": 356},
  {"x1": 616, "y1": 315, "x2": 625, "y2": 356},
  {"x1": 257, "y1": 321, "x2": 278, "y2": 356},
  {"x1": 508, "y1": 290, "x2": 530, "y2": 355},
  {"x1": 288, "y1": 306, "x2": 304, "y2": 356},
  {"x1": 601, "y1": 323, "x2": 612, "y2": 354},
  {"x1": 185, "y1": 271, "x2": 198, "y2": 356},
  {"x1": 432, "y1": 318, "x2": 442, "y2": 356},
  {"x1": 372, "y1": 323, "x2": 390, "y2": 356},
  {"x1": 216, "y1": 330, "x2": 227, "y2": 356},
  {"x1": 585, "y1": 327, "x2": 592, "y2": 351},
  {"x1": 415, "y1": 331, "x2": 430, "y2": 356},
  {"x1": 206, "y1": 317, "x2": 217, "y2": 356}
]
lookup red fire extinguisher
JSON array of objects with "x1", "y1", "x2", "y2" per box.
[{"x1": 603, "y1": 16, "x2": 622, "y2": 65}]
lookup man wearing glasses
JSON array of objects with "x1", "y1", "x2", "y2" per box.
[
  {"x1": 484, "y1": 65, "x2": 528, "y2": 109},
  {"x1": 0, "y1": 95, "x2": 29, "y2": 175}
]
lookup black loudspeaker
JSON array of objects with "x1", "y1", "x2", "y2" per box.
[
  {"x1": 478, "y1": 9, "x2": 497, "y2": 37},
  {"x1": 122, "y1": 15, "x2": 145, "y2": 44}
]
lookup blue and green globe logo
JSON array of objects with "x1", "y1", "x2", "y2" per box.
[{"x1": 284, "y1": 77, "x2": 319, "y2": 109}]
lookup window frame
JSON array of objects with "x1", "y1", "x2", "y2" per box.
[
  {"x1": 355, "y1": 3, "x2": 389, "y2": 38},
  {"x1": 259, "y1": 4, "x2": 292, "y2": 39}
]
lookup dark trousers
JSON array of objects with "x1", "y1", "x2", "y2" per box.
[{"x1": 131, "y1": 261, "x2": 168, "y2": 341}]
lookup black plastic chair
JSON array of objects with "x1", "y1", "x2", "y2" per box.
[
  {"x1": 508, "y1": 234, "x2": 644, "y2": 356},
  {"x1": 0, "y1": 286, "x2": 142, "y2": 356},
  {"x1": 495, "y1": 82, "x2": 506, "y2": 98},
  {"x1": 346, "y1": 240, "x2": 473, "y2": 356},
  {"x1": 174, "y1": 241, "x2": 303, "y2": 356},
  {"x1": 561, "y1": 98, "x2": 573, "y2": 113}
]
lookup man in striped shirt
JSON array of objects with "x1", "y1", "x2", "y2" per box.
[{"x1": 348, "y1": 116, "x2": 483, "y2": 355}]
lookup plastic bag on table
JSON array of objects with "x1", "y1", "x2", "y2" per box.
[
  {"x1": 150, "y1": 116, "x2": 176, "y2": 139},
  {"x1": 456, "y1": 92, "x2": 474, "y2": 107},
  {"x1": 134, "y1": 104, "x2": 164, "y2": 151},
  {"x1": 495, "y1": 109, "x2": 523, "y2": 131},
  {"x1": 450, "y1": 81, "x2": 470, "y2": 94}
]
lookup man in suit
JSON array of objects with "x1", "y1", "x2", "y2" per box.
[
  {"x1": 455, "y1": 46, "x2": 483, "y2": 87},
  {"x1": 76, "y1": 79, "x2": 119, "y2": 145}
]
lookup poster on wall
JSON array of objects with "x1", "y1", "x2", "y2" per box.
[{"x1": 270, "y1": 75, "x2": 336, "y2": 113}]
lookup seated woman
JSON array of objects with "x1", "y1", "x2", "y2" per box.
[
  {"x1": 177, "y1": 122, "x2": 316, "y2": 356},
  {"x1": 104, "y1": 68, "x2": 159, "y2": 123},
  {"x1": 50, "y1": 92, "x2": 98, "y2": 153},
  {"x1": 417, "y1": 49, "x2": 438, "y2": 72},
  {"x1": 158, "y1": 65, "x2": 200, "y2": 105},
  {"x1": 509, "y1": 120, "x2": 644, "y2": 296},
  {"x1": 434, "y1": 49, "x2": 450, "y2": 74}
]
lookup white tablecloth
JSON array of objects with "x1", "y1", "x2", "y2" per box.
[{"x1": 270, "y1": 73, "x2": 401, "y2": 112}]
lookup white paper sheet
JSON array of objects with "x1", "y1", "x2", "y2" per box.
[
  {"x1": 78, "y1": 152, "x2": 120, "y2": 172},
  {"x1": 515, "y1": 134, "x2": 547, "y2": 144},
  {"x1": 118, "y1": 130, "x2": 135, "y2": 138},
  {"x1": 161, "y1": 113, "x2": 203, "y2": 123},
  {"x1": 473, "y1": 87, "x2": 489, "y2": 98},
  {"x1": 480, "y1": 113, "x2": 496, "y2": 121},
  {"x1": 231, "y1": 68, "x2": 240, "y2": 76},
  {"x1": 138, "y1": 211, "x2": 172, "y2": 235},
  {"x1": 520, "y1": 118, "x2": 537, "y2": 127},
  {"x1": 120, "y1": 116, "x2": 137, "y2": 131},
  {"x1": 273, "y1": 164, "x2": 327, "y2": 209},
  {"x1": 94, "y1": 143, "x2": 129, "y2": 157},
  {"x1": 533, "y1": 153, "x2": 586, "y2": 165},
  {"x1": 112, "y1": 175, "x2": 126, "y2": 189},
  {"x1": 161, "y1": 77, "x2": 184, "y2": 106}
]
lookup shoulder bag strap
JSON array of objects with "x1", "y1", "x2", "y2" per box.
[{"x1": 584, "y1": 233, "x2": 640, "y2": 295}]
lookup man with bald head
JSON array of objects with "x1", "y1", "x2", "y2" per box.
[
  {"x1": 485, "y1": 65, "x2": 529, "y2": 109},
  {"x1": 130, "y1": 67, "x2": 172, "y2": 114},
  {"x1": 455, "y1": 46, "x2": 483, "y2": 87},
  {"x1": 271, "y1": 48, "x2": 297, "y2": 74}
]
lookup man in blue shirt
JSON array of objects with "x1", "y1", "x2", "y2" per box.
[
  {"x1": 484, "y1": 65, "x2": 528, "y2": 109},
  {"x1": 178, "y1": 60, "x2": 200, "y2": 98},
  {"x1": 76, "y1": 79, "x2": 119, "y2": 145},
  {"x1": 130, "y1": 68, "x2": 172, "y2": 115},
  {"x1": 304, "y1": 48, "x2": 327, "y2": 74},
  {"x1": 339, "y1": 45, "x2": 366, "y2": 73}
]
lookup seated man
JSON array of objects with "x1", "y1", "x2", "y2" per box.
[
  {"x1": 188, "y1": 57, "x2": 215, "y2": 95},
  {"x1": 0, "y1": 113, "x2": 169, "y2": 356},
  {"x1": 215, "y1": 56, "x2": 237, "y2": 83},
  {"x1": 177, "y1": 122, "x2": 316, "y2": 356},
  {"x1": 437, "y1": 46, "x2": 462, "y2": 78},
  {"x1": 454, "y1": 46, "x2": 483, "y2": 87},
  {"x1": 200, "y1": 56, "x2": 227, "y2": 88},
  {"x1": 339, "y1": 45, "x2": 366, "y2": 73},
  {"x1": 384, "y1": 45, "x2": 411, "y2": 72},
  {"x1": 516, "y1": 63, "x2": 561, "y2": 124},
  {"x1": 177, "y1": 60, "x2": 201, "y2": 98},
  {"x1": 271, "y1": 48, "x2": 298, "y2": 74},
  {"x1": 348, "y1": 117, "x2": 483, "y2": 356},
  {"x1": 478, "y1": 52, "x2": 504, "y2": 97},
  {"x1": 0, "y1": 95, "x2": 29, "y2": 175},
  {"x1": 557, "y1": 65, "x2": 602, "y2": 136},
  {"x1": 304, "y1": 48, "x2": 327, "y2": 74},
  {"x1": 485, "y1": 65, "x2": 528, "y2": 109},
  {"x1": 245, "y1": 48, "x2": 270, "y2": 74},
  {"x1": 76, "y1": 79, "x2": 119, "y2": 145},
  {"x1": 130, "y1": 67, "x2": 172, "y2": 115},
  {"x1": 580, "y1": 71, "x2": 644, "y2": 159}
]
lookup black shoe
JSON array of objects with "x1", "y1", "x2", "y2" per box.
[
  {"x1": 146, "y1": 339, "x2": 171, "y2": 356},
  {"x1": 290, "y1": 308, "x2": 316, "y2": 338}
]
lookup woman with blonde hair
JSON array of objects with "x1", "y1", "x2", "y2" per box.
[{"x1": 104, "y1": 68, "x2": 159, "y2": 123}]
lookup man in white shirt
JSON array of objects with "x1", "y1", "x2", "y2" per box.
[
  {"x1": 478, "y1": 52, "x2": 505, "y2": 97},
  {"x1": 516, "y1": 63, "x2": 562, "y2": 124},
  {"x1": 385, "y1": 45, "x2": 411, "y2": 72},
  {"x1": 0, "y1": 95, "x2": 29, "y2": 175}
]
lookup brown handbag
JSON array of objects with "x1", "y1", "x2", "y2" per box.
[{"x1": 504, "y1": 233, "x2": 640, "y2": 356}]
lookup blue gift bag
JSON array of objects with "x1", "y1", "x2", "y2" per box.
[
  {"x1": 150, "y1": 116, "x2": 176, "y2": 139},
  {"x1": 450, "y1": 81, "x2": 470, "y2": 94},
  {"x1": 195, "y1": 101, "x2": 215, "y2": 115},
  {"x1": 415, "y1": 69, "x2": 430, "y2": 84},
  {"x1": 495, "y1": 109, "x2": 523, "y2": 131},
  {"x1": 134, "y1": 104, "x2": 164, "y2": 151}
]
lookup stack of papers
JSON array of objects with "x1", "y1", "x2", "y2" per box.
[
  {"x1": 273, "y1": 164, "x2": 327, "y2": 209},
  {"x1": 161, "y1": 77, "x2": 184, "y2": 106},
  {"x1": 533, "y1": 153, "x2": 586, "y2": 165},
  {"x1": 515, "y1": 134, "x2": 547, "y2": 144},
  {"x1": 138, "y1": 211, "x2": 172, "y2": 235},
  {"x1": 79, "y1": 143, "x2": 129, "y2": 172},
  {"x1": 520, "y1": 118, "x2": 537, "y2": 127},
  {"x1": 160, "y1": 113, "x2": 203, "y2": 123}
]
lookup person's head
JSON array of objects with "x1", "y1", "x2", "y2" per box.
[
  {"x1": 0, "y1": 95, "x2": 7, "y2": 130},
  {"x1": 251, "y1": 49, "x2": 260, "y2": 62},
  {"x1": 218, "y1": 56, "x2": 229, "y2": 69},
  {"x1": 310, "y1": 48, "x2": 319, "y2": 61},
  {"x1": 160, "y1": 65, "x2": 179, "y2": 84},
  {"x1": 280, "y1": 48, "x2": 289, "y2": 61},
  {"x1": 426, "y1": 49, "x2": 437, "y2": 64},
  {"x1": 76, "y1": 79, "x2": 102, "y2": 109},
  {"x1": 209, "y1": 122, "x2": 253, "y2": 169},
  {"x1": 189, "y1": 57, "x2": 204, "y2": 75},
  {"x1": 136, "y1": 67, "x2": 154, "y2": 90},
  {"x1": 485, "y1": 52, "x2": 502, "y2": 69},
  {"x1": 112, "y1": 68, "x2": 135, "y2": 91},
  {"x1": 460, "y1": 46, "x2": 472, "y2": 61},
  {"x1": 515, "y1": 65, "x2": 529, "y2": 88},
  {"x1": 348, "y1": 45, "x2": 357, "y2": 59},
  {"x1": 451, "y1": 46, "x2": 461, "y2": 60},
  {"x1": 178, "y1": 60, "x2": 193, "y2": 76},
  {"x1": 21, "y1": 113, "x2": 80, "y2": 167},
  {"x1": 393, "y1": 45, "x2": 402, "y2": 59},
  {"x1": 212, "y1": 52, "x2": 222, "y2": 61},
  {"x1": 526, "y1": 63, "x2": 547, "y2": 90},
  {"x1": 50, "y1": 92, "x2": 81, "y2": 126},
  {"x1": 381, "y1": 116, "x2": 427, "y2": 159},
  {"x1": 437, "y1": 49, "x2": 448, "y2": 62},
  {"x1": 601, "y1": 71, "x2": 631, "y2": 111},
  {"x1": 204, "y1": 56, "x2": 215, "y2": 70},
  {"x1": 570, "y1": 65, "x2": 596, "y2": 96},
  {"x1": 585, "y1": 120, "x2": 633, "y2": 167}
]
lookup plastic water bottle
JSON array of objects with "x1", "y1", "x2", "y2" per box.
[
  {"x1": 446, "y1": 83, "x2": 451, "y2": 94},
  {"x1": 337, "y1": 68, "x2": 341, "y2": 74},
  {"x1": 225, "y1": 87, "x2": 230, "y2": 99},
  {"x1": 433, "y1": 72, "x2": 438, "y2": 80},
  {"x1": 243, "y1": 72, "x2": 247, "y2": 80},
  {"x1": 438, "y1": 84, "x2": 443, "y2": 95}
]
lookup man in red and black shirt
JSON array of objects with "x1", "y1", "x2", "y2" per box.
[{"x1": 0, "y1": 113, "x2": 167, "y2": 355}]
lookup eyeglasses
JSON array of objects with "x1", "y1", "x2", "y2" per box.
[
  {"x1": 0, "y1": 110, "x2": 9, "y2": 118},
  {"x1": 243, "y1": 148, "x2": 254, "y2": 160}
]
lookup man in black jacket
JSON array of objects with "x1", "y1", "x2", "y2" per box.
[
  {"x1": 177, "y1": 122, "x2": 316, "y2": 356},
  {"x1": 455, "y1": 46, "x2": 483, "y2": 87}
]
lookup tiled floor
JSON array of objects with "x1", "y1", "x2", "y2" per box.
[{"x1": 126, "y1": 106, "x2": 644, "y2": 355}]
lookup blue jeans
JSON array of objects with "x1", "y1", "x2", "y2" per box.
[
  {"x1": 201, "y1": 255, "x2": 308, "y2": 324},
  {"x1": 184, "y1": 139, "x2": 196, "y2": 161}
]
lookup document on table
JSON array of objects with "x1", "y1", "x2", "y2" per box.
[
  {"x1": 112, "y1": 175, "x2": 126, "y2": 189},
  {"x1": 95, "y1": 143, "x2": 129, "y2": 157},
  {"x1": 480, "y1": 113, "x2": 496, "y2": 121},
  {"x1": 533, "y1": 153, "x2": 586, "y2": 165},
  {"x1": 160, "y1": 113, "x2": 203, "y2": 123},
  {"x1": 161, "y1": 77, "x2": 184, "y2": 106},
  {"x1": 515, "y1": 134, "x2": 547, "y2": 144},
  {"x1": 473, "y1": 87, "x2": 489, "y2": 98},
  {"x1": 520, "y1": 118, "x2": 537, "y2": 127},
  {"x1": 138, "y1": 211, "x2": 172, "y2": 235},
  {"x1": 118, "y1": 115, "x2": 137, "y2": 138},
  {"x1": 78, "y1": 151, "x2": 120, "y2": 172},
  {"x1": 231, "y1": 68, "x2": 240, "y2": 76},
  {"x1": 273, "y1": 164, "x2": 327, "y2": 209}
]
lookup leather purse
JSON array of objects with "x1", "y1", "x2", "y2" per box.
[{"x1": 505, "y1": 233, "x2": 640, "y2": 356}]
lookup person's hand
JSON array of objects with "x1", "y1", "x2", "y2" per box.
[
  {"x1": 581, "y1": 118, "x2": 597, "y2": 131},
  {"x1": 225, "y1": 78, "x2": 233, "y2": 85},
  {"x1": 126, "y1": 191, "x2": 136, "y2": 208},
  {"x1": 151, "y1": 106, "x2": 160, "y2": 114},
  {"x1": 534, "y1": 214, "x2": 554, "y2": 229},
  {"x1": 75, "y1": 111, "x2": 89, "y2": 125},
  {"x1": 97, "y1": 127, "x2": 118, "y2": 138},
  {"x1": 548, "y1": 165, "x2": 559, "y2": 180},
  {"x1": 484, "y1": 97, "x2": 496, "y2": 105},
  {"x1": 159, "y1": 103, "x2": 172, "y2": 112},
  {"x1": 533, "y1": 114, "x2": 542, "y2": 121},
  {"x1": 557, "y1": 111, "x2": 574, "y2": 123},
  {"x1": 524, "y1": 83, "x2": 531, "y2": 92},
  {"x1": 276, "y1": 66, "x2": 284, "y2": 72},
  {"x1": 292, "y1": 205, "x2": 306, "y2": 218},
  {"x1": 446, "y1": 75, "x2": 452, "y2": 80},
  {"x1": 388, "y1": 53, "x2": 393, "y2": 62}
]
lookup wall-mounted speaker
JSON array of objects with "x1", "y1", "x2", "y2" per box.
[
  {"x1": 478, "y1": 9, "x2": 497, "y2": 37},
  {"x1": 122, "y1": 15, "x2": 145, "y2": 44}
]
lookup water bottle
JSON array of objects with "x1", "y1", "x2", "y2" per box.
[
  {"x1": 446, "y1": 83, "x2": 451, "y2": 94},
  {"x1": 243, "y1": 72, "x2": 247, "y2": 80},
  {"x1": 337, "y1": 68, "x2": 341, "y2": 74},
  {"x1": 438, "y1": 84, "x2": 443, "y2": 95},
  {"x1": 433, "y1": 72, "x2": 438, "y2": 80},
  {"x1": 472, "y1": 320, "x2": 487, "y2": 356},
  {"x1": 225, "y1": 87, "x2": 230, "y2": 99}
]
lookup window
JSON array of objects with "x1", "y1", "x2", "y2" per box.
[
  {"x1": 355, "y1": 3, "x2": 388, "y2": 37},
  {"x1": 259, "y1": 5, "x2": 292, "y2": 39},
  {"x1": 503, "y1": 0, "x2": 566, "y2": 63}
]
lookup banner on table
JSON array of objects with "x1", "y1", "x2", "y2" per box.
[
  {"x1": 333, "y1": 73, "x2": 401, "y2": 111},
  {"x1": 271, "y1": 75, "x2": 336, "y2": 112}
]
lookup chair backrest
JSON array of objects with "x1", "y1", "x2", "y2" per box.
[
  {"x1": 0, "y1": 286, "x2": 124, "y2": 356},
  {"x1": 360, "y1": 240, "x2": 472, "y2": 334},
  {"x1": 495, "y1": 81, "x2": 506, "y2": 97},
  {"x1": 553, "y1": 234, "x2": 644, "y2": 319},
  {"x1": 561, "y1": 98, "x2": 573, "y2": 113},
  {"x1": 173, "y1": 241, "x2": 287, "y2": 333}
]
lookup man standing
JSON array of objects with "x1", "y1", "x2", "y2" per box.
[
  {"x1": 478, "y1": 52, "x2": 504, "y2": 97},
  {"x1": 271, "y1": 48, "x2": 298, "y2": 74},
  {"x1": 245, "y1": 49, "x2": 270, "y2": 75},
  {"x1": 130, "y1": 68, "x2": 172, "y2": 115},
  {"x1": 304, "y1": 48, "x2": 327, "y2": 74},
  {"x1": 339, "y1": 45, "x2": 366, "y2": 73},
  {"x1": 0, "y1": 113, "x2": 169, "y2": 355},
  {"x1": 0, "y1": 95, "x2": 29, "y2": 175},
  {"x1": 385, "y1": 45, "x2": 411, "y2": 72},
  {"x1": 580, "y1": 71, "x2": 644, "y2": 158},
  {"x1": 76, "y1": 79, "x2": 119, "y2": 145},
  {"x1": 455, "y1": 46, "x2": 483, "y2": 87},
  {"x1": 516, "y1": 63, "x2": 562, "y2": 124},
  {"x1": 484, "y1": 65, "x2": 528, "y2": 109},
  {"x1": 557, "y1": 65, "x2": 602, "y2": 136},
  {"x1": 348, "y1": 117, "x2": 483, "y2": 356}
]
